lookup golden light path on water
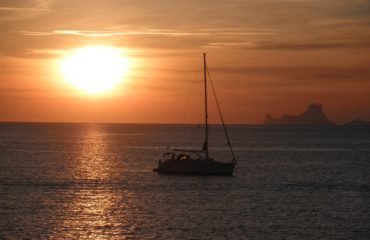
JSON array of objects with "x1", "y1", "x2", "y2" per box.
[{"x1": 48, "y1": 125, "x2": 138, "y2": 239}]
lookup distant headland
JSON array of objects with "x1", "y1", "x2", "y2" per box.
[
  {"x1": 263, "y1": 103, "x2": 370, "y2": 126},
  {"x1": 344, "y1": 119, "x2": 370, "y2": 126}
]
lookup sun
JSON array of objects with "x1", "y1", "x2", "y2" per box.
[{"x1": 60, "y1": 46, "x2": 129, "y2": 94}]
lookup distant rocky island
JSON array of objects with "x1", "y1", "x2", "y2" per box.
[
  {"x1": 264, "y1": 103, "x2": 334, "y2": 125},
  {"x1": 263, "y1": 103, "x2": 370, "y2": 126},
  {"x1": 345, "y1": 119, "x2": 370, "y2": 126}
]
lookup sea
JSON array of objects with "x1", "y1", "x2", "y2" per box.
[{"x1": 0, "y1": 123, "x2": 369, "y2": 240}]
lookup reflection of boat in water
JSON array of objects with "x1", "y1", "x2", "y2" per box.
[{"x1": 153, "y1": 53, "x2": 236, "y2": 176}]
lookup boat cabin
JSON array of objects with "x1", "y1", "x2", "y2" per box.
[{"x1": 160, "y1": 151, "x2": 203, "y2": 165}]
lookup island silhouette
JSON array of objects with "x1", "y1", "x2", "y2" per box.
[
  {"x1": 264, "y1": 103, "x2": 334, "y2": 125},
  {"x1": 345, "y1": 119, "x2": 370, "y2": 126},
  {"x1": 263, "y1": 103, "x2": 370, "y2": 126}
]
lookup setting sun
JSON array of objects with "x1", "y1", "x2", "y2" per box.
[{"x1": 60, "y1": 46, "x2": 129, "y2": 94}]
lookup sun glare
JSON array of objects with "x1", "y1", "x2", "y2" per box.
[{"x1": 60, "y1": 46, "x2": 129, "y2": 94}]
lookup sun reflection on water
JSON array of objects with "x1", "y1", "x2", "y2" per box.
[
  {"x1": 73, "y1": 125, "x2": 111, "y2": 180},
  {"x1": 49, "y1": 125, "x2": 138, "y2": 239}
]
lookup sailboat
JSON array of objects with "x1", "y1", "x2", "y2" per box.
[{"x1": 153, "y1": 53, "x2": 236, "y2": 176}]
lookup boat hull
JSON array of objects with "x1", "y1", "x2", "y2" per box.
[{"x1": 153, "y1": 160, "x2": 236, "y2": 176}]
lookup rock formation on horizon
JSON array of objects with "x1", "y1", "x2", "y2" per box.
[
  {"x1": 345, "y1": 119, "x2": 370, "y2": 126},
  {"x1": 264, "y1": 103, "x2": 334, "y2": 125}
]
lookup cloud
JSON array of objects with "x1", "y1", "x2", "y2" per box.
[
  {"x1": 19, "y1": 29, "x2": 205, "y2": 38},
  {"x1": 19, "y1": 27, "x2": 273, "y2": 38},
  {"x1": 211, "y1": 66, "x2": 370, "y2": 86},
  {"x1": 0, "y1": 7, "x2": 47, "y2": 12},
  {"x1": 11, "y1": 27, "x2": 274, "y2": 57},
  {"x1": 1, "y1": 0, "x2": 370, "y2": 58},
  {"x1": 0, "y1": 87, "x2": 51, "y2": 93},
  {"x1": 0, "y1": 0, "x2": 50, "y2": 21},
  {"x1": 205, "y1": 39, "x2": 370, "y2": 50},
  {"x1": 20, "y1": 30, "x2": 126, "y2": 37},
  {"x1": 249, "y1": 40, "x2": 370, "y2": 50}
]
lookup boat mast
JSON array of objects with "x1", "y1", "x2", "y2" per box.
[{"x1": 203, "y1": 53, "x2": 209, "y2": 160}]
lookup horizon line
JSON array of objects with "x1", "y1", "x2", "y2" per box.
[{"x1": 0, "y1": 120, "x2": 367, "y2": 126}]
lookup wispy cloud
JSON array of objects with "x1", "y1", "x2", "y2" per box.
[
  {"x1": 309, "y1": 18, "x2": 365, "y2": 26},
  {"x1": 20, "y1": 30, "x2": 202, "y2": 37},
  {"x1": 0, "y1": 7, "x2": 48, "y2": 12},
  {"x1": 23, "y1": 48, "x2": 66, "y2": 58},
  {"x1": 20, "y1": 30, "x2": 126, "y2": 37},
  {"x1": 0, "y1": 87, "x2": 53, "y2": 93},
  {"x1": 0, "y1": 0, "x2": 50, "y2": 21},
  {"x1": 212, "y1": 66, "x2": 370, "y2": 84},
  {"x1": 204, "y1": 42, "x2": 256, "y2": 49},
  {"x1": 252, "y1": 40, "x2": 370, "y2": 50},
  {"x1": 19, "y1": 27, "x2": 273, "y2": 38},
  {"x1": 205, "y1": 39, "x2": 370, "y2": 50}
]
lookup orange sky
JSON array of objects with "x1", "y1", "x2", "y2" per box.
[{"x1": 0, "y1": 0, "x2": 370, "y2": 124}]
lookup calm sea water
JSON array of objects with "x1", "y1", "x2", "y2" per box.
[{"x1": 0, "y1": 123, "x2": 369, "y2": 239}]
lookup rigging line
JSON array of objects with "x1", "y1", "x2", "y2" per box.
[{"x1": 206, "y1": 65, "x2": 236, "y2": 161}]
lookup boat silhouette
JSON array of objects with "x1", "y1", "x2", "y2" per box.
[{"x1": 153, "y1": 53, "x2": 236, "y2": 176}]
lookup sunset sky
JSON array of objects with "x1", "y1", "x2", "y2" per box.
[{"x1": 0, "y1": 0, "x2": 369, "y2": 124}]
